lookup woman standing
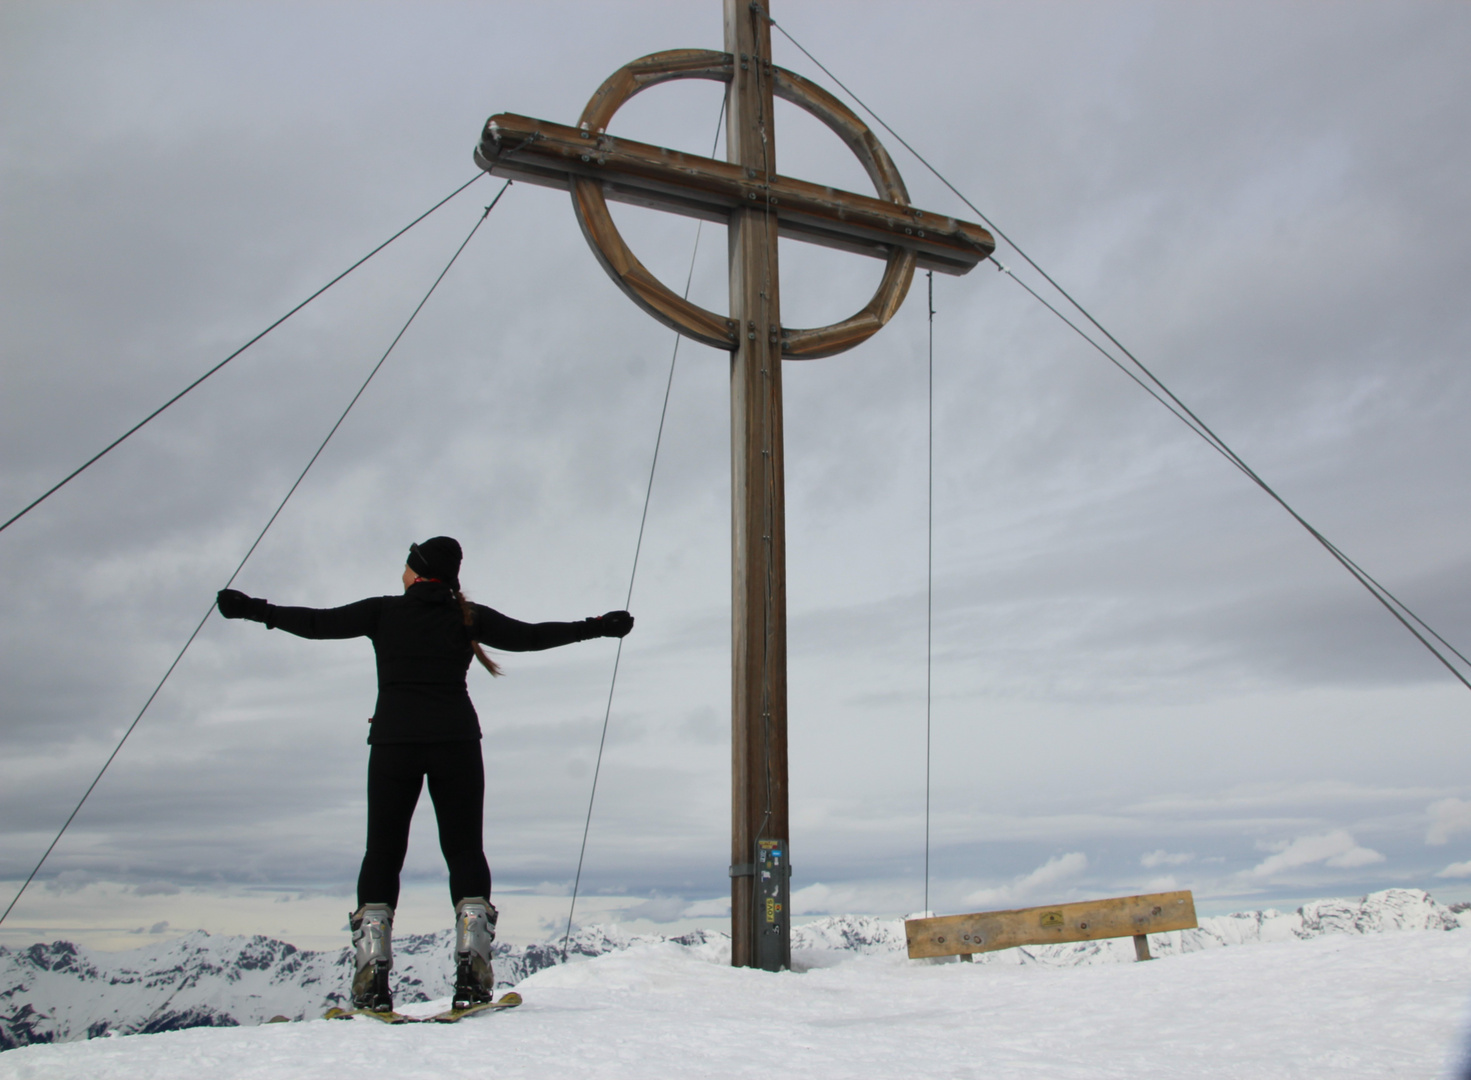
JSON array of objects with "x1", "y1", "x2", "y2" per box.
[{"x1": 216, "y1": 536, "x2": 632, "y2": 1013}]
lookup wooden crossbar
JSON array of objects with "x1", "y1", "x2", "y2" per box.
[
  {"x1": 905, "y1": 890, "x2": 1198, "y2": 961},
  {"x1": 477, "y1": 113, "x2": 994, "y2": 276}
]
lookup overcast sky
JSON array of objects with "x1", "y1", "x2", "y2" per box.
[{"x1": 3, "y1": 0, "x2": 1470, "y2": 952}]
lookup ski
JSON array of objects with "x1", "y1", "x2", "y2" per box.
[
  {"x1": 324, "y1": 1005, "x2": 417, "y2": 1025},
  {"x1": 322, "y1": 992, "x2": 521, "y2": 1025},
  {"x1": 428, "y1": 991, "x2": 523, "y2": 1022}
]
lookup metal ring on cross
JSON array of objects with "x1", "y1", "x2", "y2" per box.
[{"x1": 572, "y1": 49, "x2": 917, "y2": 361}]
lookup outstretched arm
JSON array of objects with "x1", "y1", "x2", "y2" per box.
[
  {"x1": 474, "y1": 605, "x2": 633, "y2": 652},
  {"x1": 217, "y1": 589, "x2": 382, "y2": 640}
]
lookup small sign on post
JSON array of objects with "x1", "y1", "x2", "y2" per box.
[
  {"x1": 905, "y1": 890, "x2": 1198, "y2": 962},
  {"x1": 755, "y1": 839, "x2": 791, "y2": 971}
]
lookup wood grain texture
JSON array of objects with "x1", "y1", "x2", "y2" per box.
[
  {"x1": 726, "y1": 0, "x2": 788, "y2": 972},
  {"x1": 471, "y1": 42, "x2": 993, "y2": 360},
  {"x1": 905, "y1": 892, "x2": 1198, "y2": 959},
  {"x1": 477, "y1": 112, "x2": 992, "y2": 275}
]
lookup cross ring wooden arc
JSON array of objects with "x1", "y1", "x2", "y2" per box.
[{"x1": 574, "y1": 49, "x2": 911, "y2": 359}]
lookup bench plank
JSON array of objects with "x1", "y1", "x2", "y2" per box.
[{"x1": 905, "y1": 890, "x2": 1198, "y2": 959}]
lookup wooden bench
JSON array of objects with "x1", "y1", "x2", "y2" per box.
[{"x1": 905, "y1": 890, "x2": 1198, "y2": 962}]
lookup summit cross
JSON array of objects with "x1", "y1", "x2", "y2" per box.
[{"x1": 474, "y1": 0, "x2": 994, "y2": 971}]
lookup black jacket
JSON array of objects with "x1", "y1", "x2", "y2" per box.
[{"x1": 258, "y1": 580, "x2": 598, "y2": 744}]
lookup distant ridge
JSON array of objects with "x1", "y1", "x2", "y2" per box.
[{"x1": 1, "y1": 888, "x2": 1460, "y2": 1050}]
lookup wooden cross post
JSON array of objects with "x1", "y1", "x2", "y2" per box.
[
  {"x1": 724, "y1": 0, "x2": 789, "y2": 973},
  {"x1": 474, "y1": 0, "x2": 994, "y2": 970}
]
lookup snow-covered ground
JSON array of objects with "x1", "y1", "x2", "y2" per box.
[{"x1": 4, "y1": 892, "x2": 1471, "y2": 1078}]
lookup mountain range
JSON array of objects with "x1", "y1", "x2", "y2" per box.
[{"x1": 2, "y1": 888, "x2": 1460, "y2": 1051}]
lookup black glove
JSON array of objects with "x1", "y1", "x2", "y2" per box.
[
  {"x1": 217, "y1": 588, "x2": 269, "y2": 622},
  {"x1": 584, "y1": 610, "x2": 633, "y2": 639}
]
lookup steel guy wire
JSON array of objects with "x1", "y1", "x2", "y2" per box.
[
  {"x1": 0, "y1": 182, "x2": 511, "y2": 930},
  {"x1": 749, "y1": 13, "x2": 782, "y2": 962},
  {"x1": 762, "y1": 10, "x2": 1471, "y2": 691},
  {"x1": 990, "y1": 258, "x2": 1471, "y2": 692},
  {"x1": 924, "y1": 270, "x2": 934, "y2": 918},
  {"x1": 1, "y1": 173, "x2": 487, "y2": 537},
  {"x1": 754, "y1": 3, "x2": 779, "y2": 897},
  {"x1": 561, "y1": 102, "x2": 727, "y2": 962}
]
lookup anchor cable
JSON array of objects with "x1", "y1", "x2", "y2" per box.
[
  {"x1": 0, "y1": 183, "x2": 511, "y2": 930},
  {"x1": 990, "y1": 257, "x2": 1471, "y2": 691},
  {"x1": 561, "y1": 103, "x2": 726, "y2": 961},
  {"x1": 762, "y1": 12, "x2": 1470, "y2": 691},
  {"x1": 752, "y1": 5, "x2": 780, "y2": 959},
  {"x1": 0, "y1": 172, "x2": 486, "y2": 537},
  {"x1": 924, "y1": 270, "x2": 935, "y2": 917}
]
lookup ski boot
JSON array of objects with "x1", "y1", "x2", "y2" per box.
[
  {"x1": 452, "y1": 897, "x2": 498, "y2": 1009},
  {"x1": 350, "y1": 903, "x2": 394, "y2": 1013}
]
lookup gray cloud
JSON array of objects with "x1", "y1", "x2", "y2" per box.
[{"x1": 3, "y1": 1, "x2": 1471, "y2": 946}]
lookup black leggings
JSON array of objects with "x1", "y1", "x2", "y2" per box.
[{"x1": 357, "y1": 740, "x2": 491, "y2": 910}]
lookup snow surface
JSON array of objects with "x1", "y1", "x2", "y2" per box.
[
  {"x1": 4, "y1": 886, "x2": 1461, "y2": 1050},
  {"x1": 3, "y1": 922, "x2": 1469, "y2": 1079},
  {"x1": 0, "y1": 924, "x2": 733, "y2": 1048},
  {"x1": 3, "y1": 889, "x2": 1471, "y2": 1078}
]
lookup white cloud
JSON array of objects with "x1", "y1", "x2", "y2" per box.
[
  {"x1": 1140, "y1": 850, "x2": 1194, "y2": 868},
  {"x1": 619, "y1": 895, "x2": 689, "y2": 923},
  {"x1": 790, "y1": 883, "x2": 838, "y2": 915},
  {"x1": 1246, "y1": 831, "x2": 1385, "y2": 879},
  {"x1": 1435, "y1": 861, "x2": 1471, "y2": 879},
  {"x1": 963, "y1": 853, "x2": 1089, "y2": 909},
  {"x1": 682, "y1": 897, "x2": 730, "y2": 918},
  {"x1": 1426, "y1": 799, "x2": 1471, "y2": 845},
  {"x1": 1326, "y1": 848, "x2": 1385, "y2": 869},
  {"x1": 3, "y1": 2, "x2": 1469, "y2": 950},
  {"x1": 788, "y1": 881, "x2": 938, "y2": 917}
]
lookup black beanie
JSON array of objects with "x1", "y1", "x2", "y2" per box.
[{"x1": 407, "y1": 536, "x2": 462, "y2": 587}]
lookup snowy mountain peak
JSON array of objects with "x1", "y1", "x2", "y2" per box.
[{"x1": 1, "y1": 888, "x2": 1459, "y2": 1051}]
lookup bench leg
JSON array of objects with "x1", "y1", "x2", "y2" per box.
[{"x1": 1133, "y1": 934, "x2": 1152, "y2": 961}]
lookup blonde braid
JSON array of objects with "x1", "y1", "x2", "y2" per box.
[{"x1": 453, "y1": 587, "x2": 503, "y2": 677}]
